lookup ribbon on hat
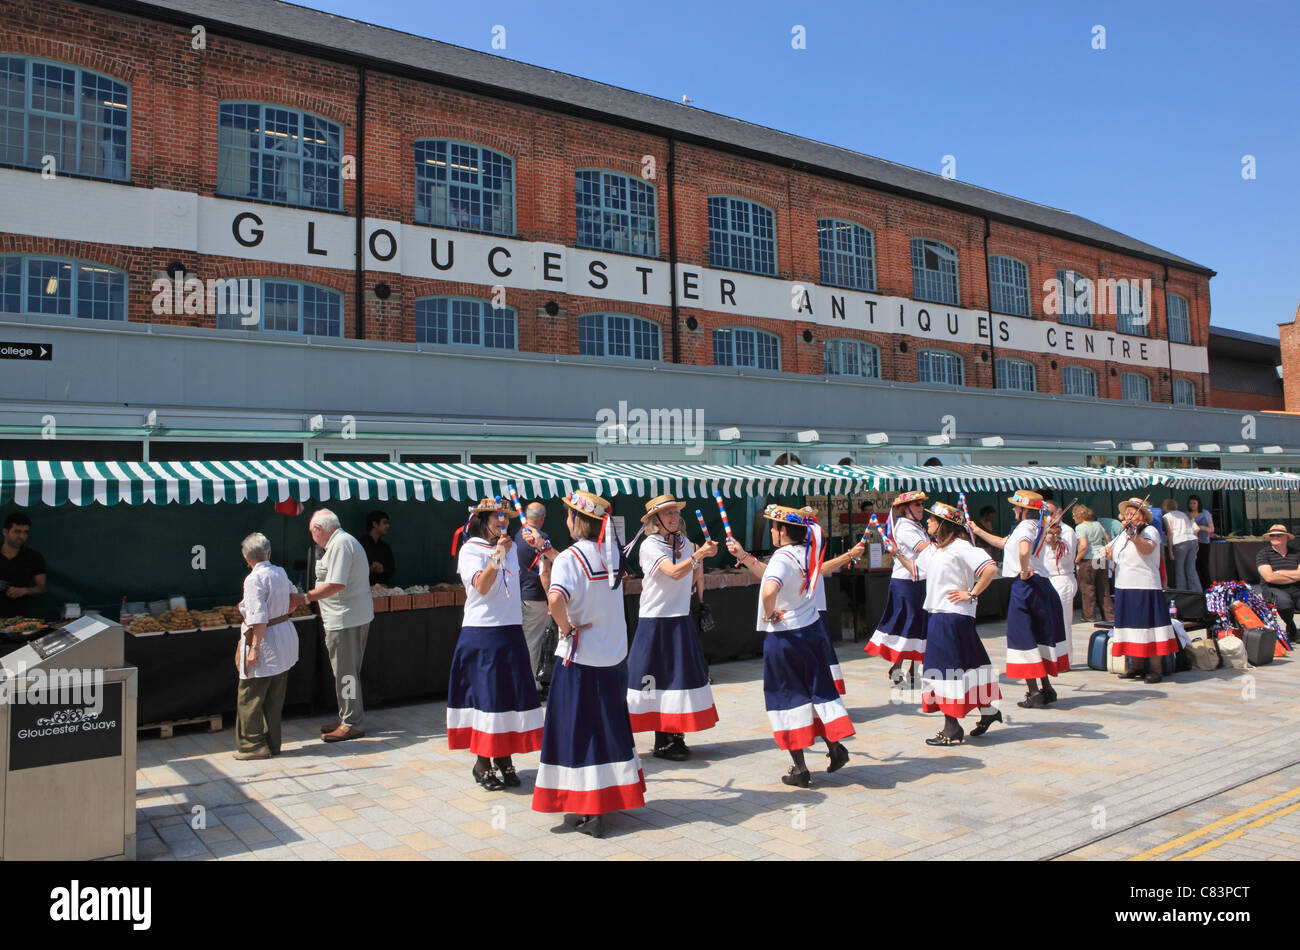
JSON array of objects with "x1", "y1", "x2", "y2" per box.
[
  {"x1": 800, "y1": 520, "x2": 826, "y2": 597},
  {"x1": 958, "y1": 492, "x2": 976, "y2": 544},
  {"x1": 450, "y1": 512, "x2": 475, "y2": 556}
]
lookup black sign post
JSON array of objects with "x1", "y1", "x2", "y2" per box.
[{"x1": 0, "y1": 343, "x2": 52, "y2": 361}]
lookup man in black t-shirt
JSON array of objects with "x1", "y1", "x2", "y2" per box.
[
  {"x1": 1, "y1": 512, "x2": 48, "y2": 616},
  {"x1": 1256, "y1": 524, "x2": 1300, "y2": 641},
  {"x1": 360, "y1": 510, "x2": 395, "y2": 587}
]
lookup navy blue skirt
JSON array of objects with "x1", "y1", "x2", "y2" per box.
[
  {"x1": 446, "y1": 624, "x2": 544, "y2": 756},
  {"x1": 626, "y1": 615, "x2": 719, "y2": 733},
  {"x1": 919, "y1": 612, "x2": 1002, "y2": 717},
  {"x1": 532, "y1": 660, "x2": 646, "y2": 815},
  {"x1": 865, "y1": 578, "x2": 927, "y2": 662},
  {"x1": 815, "y1": 610, "x2": 846, "y2": 694},
  {"x1": 1112, "y1": 588, "x2": 1178, "y2": 658},
  {"x1": 763, "y1": 619, "x2": 854, "y2": 750},
  {"x1": 1005, "y1": 576, "x2": 1067, "y2": 678}
]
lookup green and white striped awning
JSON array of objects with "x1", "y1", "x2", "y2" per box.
[
  {"x1": 0, "y1": 459, "x2": 874, "y2": 507},
  {"x1": 812, "y1": 463, "x2": 1155, "y2": 494},
  {"x1": 2, "y1": 459, "x2": 1297, "y2": 508}
]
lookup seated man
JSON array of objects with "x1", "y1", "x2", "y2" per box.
[{"x1": 1256, "y1": 524, "x2": 1300, "y2": 642}]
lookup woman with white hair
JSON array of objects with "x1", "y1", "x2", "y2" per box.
[{"x1": 234, "y1": 532, "x2": 299, "y2": 760}]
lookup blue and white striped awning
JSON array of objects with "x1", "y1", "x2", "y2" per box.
[{"x1": 2, "y1": 459, "x2": 1296, "y2": 508}]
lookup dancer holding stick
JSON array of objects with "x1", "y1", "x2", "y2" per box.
[
  {"x1": 864, "y1": 491, "x2": 931, "y2": 689},
  {"x1": 625, "y1": 494, "x2": 720, "y2": 760}
]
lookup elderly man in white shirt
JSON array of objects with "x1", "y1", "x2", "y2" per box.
[
  {"x1": 234, "y1": 532, "x2": 299, "y2": 760},
  {"x1": 291, "y1": 508, "x2": 374, "y2": 742}
]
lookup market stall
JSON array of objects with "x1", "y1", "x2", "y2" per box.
[{"x1": 4, "y1": 458, "x2": 1298, "y2": 727}]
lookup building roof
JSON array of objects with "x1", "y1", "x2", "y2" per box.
[
  {"x1": 91, "y1": 0, "x2": 1214, "y2": 276},
  {"x1": 1209, "y1": 325, "x2": 1281, "y2": 362}
]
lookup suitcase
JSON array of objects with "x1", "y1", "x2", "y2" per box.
[
  {"x1": 1108, "y1": 644, "x2": 1128, "y2": 674},
  {"x1": 1244, "y1": 627, "x2": 1275, "y2": 667},
  {"x1": 1088, "y1": 630, "x2": 1111, "y2": 670}
]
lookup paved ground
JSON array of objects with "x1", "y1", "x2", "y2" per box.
[{"x1": 133, "y1": 621, "x2": 1299, "y2": 861}]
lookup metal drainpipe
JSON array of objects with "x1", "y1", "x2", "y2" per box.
[
  {"x1": 668, "y1": 136, "x2": 680, "y2": 364},
  {"x1": 355, "y1": 66, "x2": 367, "y2": 341},
  {"x1": 983, "y1": 217, "x2": 996, "y2": 388}
]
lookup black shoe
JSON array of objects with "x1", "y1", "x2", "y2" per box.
[
  {"x1": 925, "y1": 729, "x2": 964, "y2": 746},
  {"x1": 782, "y1": 766, "x2": 812, "y2": 787},
  {"x1": 1041, "y1": 684, "x2": 1058, "y2": 704},
  {"x1": 653, "y1": 736, "x2": 689, "y2": 761},
  {"x1": 969, "y1": 709, "x2": 1003, "y2": 737},
  {"x1": 1017, "y1": 691, "x2": 1047, "y2": 709},
  {"x1": 494, "y1": 758, "x2": 521, "y2": 787},
  {"x1": 573, "y1": 815, "x2": 605, "y2": 838},
  {"x1": 826, "y1": 742, "x2": 850, "y2": 773},
  {"x1": 472, "y1": 764, "x2": 505, "y2": 791},
  {"x1": 888, "y1": 667, "x2": 906, "y2": 688}
]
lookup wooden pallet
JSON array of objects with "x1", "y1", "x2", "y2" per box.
[{"x1": 138, "y1": 714, "x2": 223, "y2": 739}]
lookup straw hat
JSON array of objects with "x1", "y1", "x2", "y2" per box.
[
  {"x1": 1007, "y1": 490, "x2": 1044, "y2": 511},
  {"x1": 640, "y1": 493, "x2": 687, "y2": 523},
  {"x1": 562, "y1": 490, "x2": 611, "y2": 519},
  {"x1": 1265, "y1": 524, "x2": 1294, "y2": 539},
  {"x1": 798, "y1": 505, "x2": 821, "y2": 522},
  {"x1": 1117, "y1": 498, "x2": 1153, "y2": 522},
  {"x1": 892, "y1": 490, "x2": 927, "y2": 508},
  {"x1": 466, "y1": 497, "x2": 519, "y2": 517},
  {"x1": 924, "y1": 501, "x2": 968, "y2": 528},
  {"x1": 762, "y1": 504, "x2": 816, "y2": 526}
]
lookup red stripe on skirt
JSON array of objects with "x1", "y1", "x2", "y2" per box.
[
  {"x1": 773, "y1": 713, "x2": 855, "y2": 750},
  {"x1": 629, "y1": 706, "x2": 720, "y2": 734},
  {"x1": 1006, "y1": 656, "x2": 1069, "y2": 679},
  {"x1": 531, "y1": 771, "x2": 647, "y2": 815},
  {"x1": 865, "y1": 639, "x2": 924, "y2": 662},
  {"x1": 447, "y1": 727, "x2": 543, "y2": 757},
  {"x1": 921, "y1": 682, "x2": 1003, "y2": 717},
  {"x1": 1112, "y1": 637, "x2": 1179, "y2": 658}
]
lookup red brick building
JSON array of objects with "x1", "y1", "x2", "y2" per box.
[{"x1": 1, "y1": 0, "x2": 1214, "y2": 411}]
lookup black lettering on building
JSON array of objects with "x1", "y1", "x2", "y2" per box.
[
  {"x1": 831, "y1": 295, "x2": 846, "y2": 321},
  {"x1": 1046, "y1": 326, "x2": 1057, "y2": 347},
  {"x1": 542, "y1": 251, "x2": 563, "y2": 283},
  {"x1": 636, "y1": 266, "x2": 653, "y2": 296},
  {"x1": 946, "y1": 312, "x2": 959, "y2": 335},
  {"x1": 232, "y1": 212, "x2": 264, "y2": 248},
  {"x1": 998, "y1": 320, "x2": 1010, "y2": 343},
  {"x1": 430, "y1": 238, "x2": 454, "y2": 270},
  {"x1": 917, "y1": 308, "x2": 931, "y2": 332},
  {"x1": 588, "y1": 259, "x2": 608, "y2": 290},
  {"x1": 682, "y1": 271, "x2": 700, "y2": 300},
  {"x1": 488, "y1": 246, "x2": 513, "y2": 277},
  {"x1": 368, "y1": 228, "x2": 396, "y2": 262},
  {"x1": 307, "y1": 221, "x2": 327, "y2": 256},
  {"x1": 719, "y1": 278, "x2": 736, "y2": 307}
]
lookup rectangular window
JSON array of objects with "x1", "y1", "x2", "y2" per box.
[
  {"x1": 1062, "y1": 365, "x2": 1097, "y2": 397},
  {"x1": 1056, "y1": 270, "x2": 1093, "y2": 327},
  {"x1": 1167, "y1": 294, "x2": 1191, "y2": 344}
]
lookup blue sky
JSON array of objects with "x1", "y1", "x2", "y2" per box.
[{"x1": 304, "y1": 0, "x2": 1298, "y2": 339}]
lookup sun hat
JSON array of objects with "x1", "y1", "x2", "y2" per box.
[{"x1": 640, "y1": 493, "x2": 687, "y2": 523}]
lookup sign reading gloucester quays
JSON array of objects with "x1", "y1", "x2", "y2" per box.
[{"x1": 0, "y1": 170, "x2": 1206, "y2": 375}]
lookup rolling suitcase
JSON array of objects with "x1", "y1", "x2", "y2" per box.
[
  {"x1": 1087, "y1": 630, "x2": 1111, "y2": 671},
  {"x1": 1244, "y1": 627, "x2": 1275, "y2": 667}
]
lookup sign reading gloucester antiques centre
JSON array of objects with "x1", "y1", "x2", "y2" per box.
[{"x1": 0, "y1": 172, "x2": 1207, "y2": 374}]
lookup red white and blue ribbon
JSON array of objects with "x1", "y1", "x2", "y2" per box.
[
  {"x1": 1206, "y1": 581, "x2": 1293, "y2": 650},
  {"x1": 957, "y1": 492, "x2": 976, "y2": 544},
  {"x1": 800, "y1": 521, "x2": 825, "y2": 597}
]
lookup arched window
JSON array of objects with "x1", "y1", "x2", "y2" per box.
[
  {"x1": 414, "y1": 297, "x2": 515, "y2": 349},
  {"x1": 576, "y1": 171, "x2": 657, "y2": 255},
  {"x1": 1062, "y1": 365, "x2": 1097, "y2": 397},
  {"x1": 1120, "y1": 372, "x2": 1151, "y2": 402},
  {"x1": 219, "y1": 103, "x2": 342, "y2": 210},
  {"x1": 708, "y1": 197, "x2": 776, "y2": 275},
  {"x1": 917, "y1": 349, "x2": 964, "y2": 386},
  {"x1": 988, "y1": 255, "x2": 1029, "y2": 317},
  {"x1": 995, "y1": 357, "x2": 1036, "y2": 392},
  {"x1": 714, "y1": 327, "x2": 780, "y2": 370},
  {"x1": 0, "y1": 57, "x2": 129, "y2": 180},
  {"x1": 911, "y1": 238, "x2": 959, "y2": 305},
  {"x1": 1055, "y1": 269, "x2": 1093, "y2": 327},
  {"x1": 824, "y1": 339, "x2": 880, "y2": 378},
  {"x1": 1115, "y1": 280, "x2": 1149, "y2": 336},
  {"x1": 216, "y1": 279, "x2": 342, "y2": 336},
  {"x1": 1167, "y1": 294, "x2": 1191, "y2": 344},
  {"x1": 0, "y1": 255, "x2": 126, "y2": 320},
  {"x1": 414, "y1": 140, "x2": 515, "y2": 235},
  {"x1": 1173, "y1": 379, "x2": 1196, "y2": 407},
  {"x1": 578, "y1": 313, "x2": 661, "y2": 361},
  {"x1": 818, "y1": 219, "x2": 875, "y2": 291}
]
